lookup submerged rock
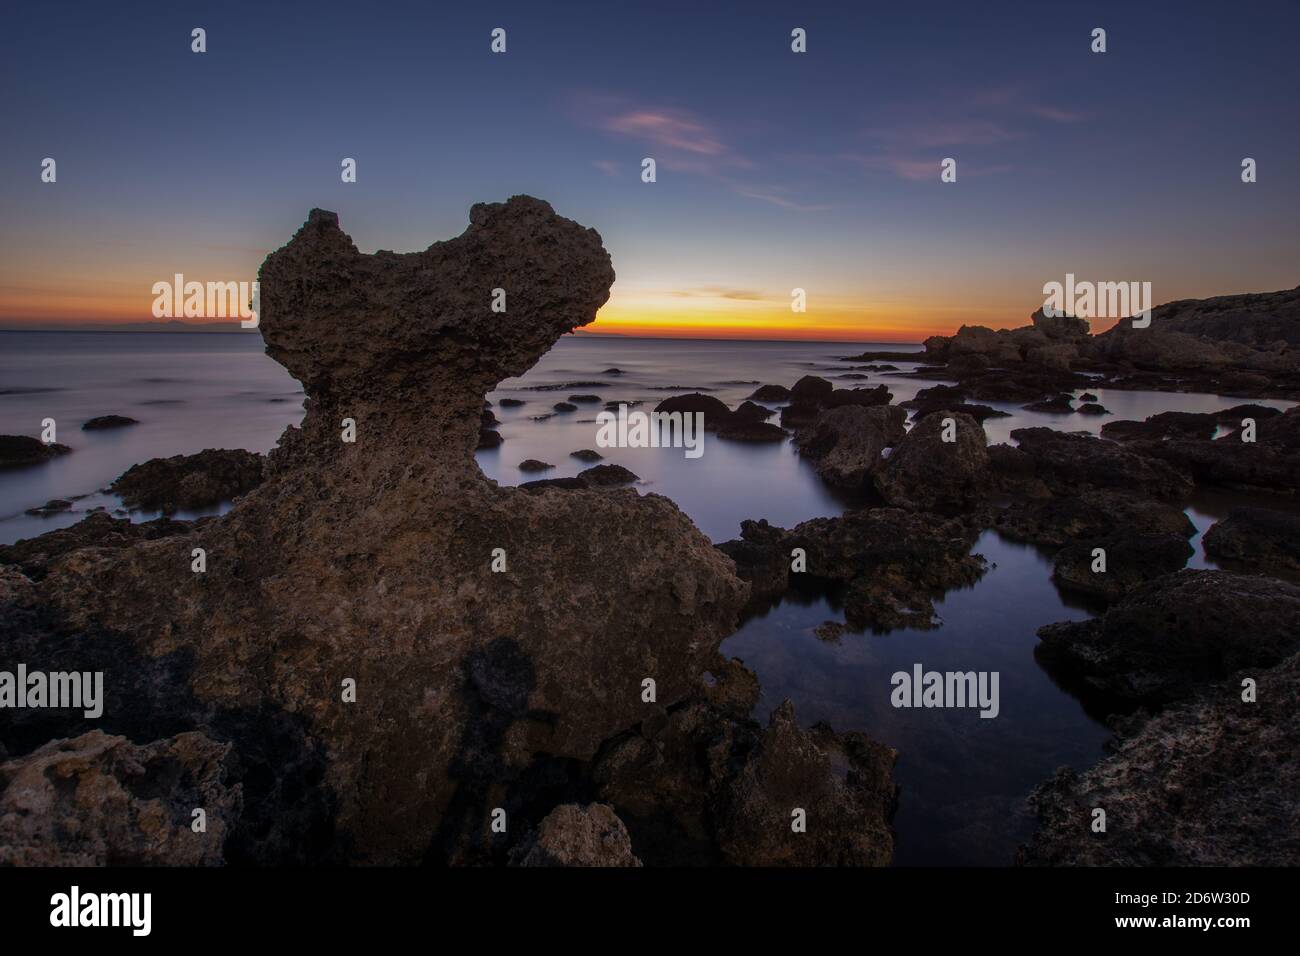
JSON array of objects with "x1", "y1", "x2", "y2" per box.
[
  {"x1": 82, "y1": 415, "x2": 139, "y2": 430},
  {"x1": 24, "y1": 499, "x2": 73, "y2": 517}
]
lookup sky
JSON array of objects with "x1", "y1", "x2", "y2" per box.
[{"x1": 1, "y1": 0, "x2": 1298, "y2": 342}]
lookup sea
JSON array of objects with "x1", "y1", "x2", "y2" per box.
[{"x1": 1, "y1": 329, "x2": 1295, "y2": 864}]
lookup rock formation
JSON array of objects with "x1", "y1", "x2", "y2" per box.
[{"x1": 0, "y1": 198, "x2": 897, "y2": 867}]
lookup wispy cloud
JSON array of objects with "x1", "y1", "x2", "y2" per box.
[
  {"x1": 575, "y1": 94, "x2": 830, "y2": 211},
  {"x1": 602, "y1": 108, "x2": 729, "y2": 156},
  {"x1": 669, "y1": 286, "x2": 768, "y2": 301}
]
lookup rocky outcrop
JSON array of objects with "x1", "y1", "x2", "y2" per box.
[
  {"x1": 992, "y1": 489, "x2": 1194, "y2": 551},
  {"x1": 1009, "y1": 427, "x2": 1192, "y2": 501},
  {"x1": 873, "y1": 411, "x2": 989, "y2": 513},
  {"x1": 593, "y1": 696, "x2": 897, "y2": 866},
  {"x1": 1203, "y1": 507, "x2": 1300, "y2": 577},
  {"x1": 0, "y1": 731, "x2": 239, "y2": 866},
  {"x1": 509, "y1": 803, "x2": 641, "y2": 867},
  {"x1": 1121, "y1": 406, "x2": 1300, "y2": 495},
  {"x1": 0, "y1": 512, "x2": 200, "y2": 580},
  {"x1": 1050, "y1": 533, "x2": 1193, "y2": 602},
  {"x1": 0, "y1": 435, "x2": 71, "y2": 469},
  {"x1": 795, "y1": 404, "x2": 906, "y2": 488},
  {"x1": 1, "y1": 199, "x2": 899, "y2": 867},
  {"x1": 1018, "y1": 649, "x2": 1300, "y2": 866},
  {"x1": 83, "y1": 415, "x2": 139, "y2": 430},
  {"x1": 110, "y1": 449, "x2": 264, "y2": 512},
  {"x1": 717, "y1": 509, "x2": 986, "y2": 631},
  {"x1": 1035, "y1": 570, "x2": 1300, "y2": 707}
]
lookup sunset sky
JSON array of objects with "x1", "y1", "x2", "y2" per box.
[{"x1": 2, "y1": 0, "x2": 1298, "y2": 341}]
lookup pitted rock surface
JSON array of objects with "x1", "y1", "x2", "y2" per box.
[{"x1": 8, "y1": 199, "x2": 750, "y2": 864}]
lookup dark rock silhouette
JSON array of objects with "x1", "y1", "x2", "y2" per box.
[{"x1": 1, "y1": 199, "x2": 896, "y2": 866}]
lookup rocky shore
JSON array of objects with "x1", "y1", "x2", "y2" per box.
[
  {"x1": 2, "y1": 201, "x2": 1296, "y2": 867},
  {"x1": 0, "y1": 199, "x2": 898, "y2": 866}
]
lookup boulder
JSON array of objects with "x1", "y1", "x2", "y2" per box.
[{"x1": 873, "y1": 411, "x2": 989, "y2": 513}]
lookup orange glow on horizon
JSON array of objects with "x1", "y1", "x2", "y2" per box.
[{"x1": 0, "y1": 282, "x2": 1031, "y2": 343}]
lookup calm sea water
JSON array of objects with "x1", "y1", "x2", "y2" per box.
[{"x1": 1, "y1": 329, "x2": 1294, "y2": 864}]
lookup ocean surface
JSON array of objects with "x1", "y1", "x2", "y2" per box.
[{"x1": 2, "y1": 329, "x2": 1295, "y2": 865}]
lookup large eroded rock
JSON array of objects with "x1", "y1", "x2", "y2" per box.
[{"x1": 6, "y1": 199, "x2": 751, "y2": 864}]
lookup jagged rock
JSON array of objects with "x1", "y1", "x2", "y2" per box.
[
  {"x1": 992, "y1": 489, "x2": 1194, "y2": 550},
  {"x1": 873, "y1": 411, "x2": 989, "y2": 513},
  {"x1": 519, "y1": 476, "x2": 588, "y2": 491},
  {"x1": 1051, "y1": 533, "x2": 1194, "y2": 601},
  {"x1": 1009, "y1": 427, "x2": 1192, "y2": 501},
  {"x1": 110, "y1": 449, "x2": 264, "y2": 512},
  {"x1": 592, "y1": 696, "x2": 896, "y2": 866},
  {"x1": 518, "y1": 459, "x2": 553, "y2": 472},
  {"x1": 82, "y1": 415, "x2": 139, "y2": 430},
  {"x1": 1018, "y1": 650, "x2": 1300, "y2": 866},
  {"x1": 569, "y1": 449, "x2": 603, "y2": 462},
  {"x1": 1127, "y1": 437, "x2": 1300, "y2": 494},
  {"x1": 1076, "y1": 402, "x2": 1109, "y2": 415},
  {"x1": 0, "y1": 435, "x2": 71, "y2": 469},
  {"x1": 1030, "y1": 307, "x2": 1091, "y2": 341},
  {"x1": 717, "y1": 509, "x2": 986, "y2": 631},
  {"x1": 1035, "y1": 570, "x2": 1300, "y2": 706},
  {"x1": 1102, "y1": 411, "x2": 1221, "y2": 441},
  {"x1": 795, "y1": 404, "x2": 905, "y2": 488},
  {"x1": 0, "y1": 512, "x2": 198, "y2": 580},
  {"x1": 0, "y1": 730, "x2": 239, "y2": 866},
  {"x1": 1027, "y1": 343, "x2": 1078, "y2": 371},
  {"x1": 1203, "y1": 507, "x2": 1300, "y2": 576},
  {"x1": 10, "y1": 199, "x2": 750, "y2": 865},
  {"x1": 510, "y1": 803, "x2": 641, "y2": 867}
]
